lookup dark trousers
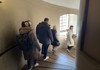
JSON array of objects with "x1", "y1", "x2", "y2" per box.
[
  {"x1": 27, "y1": 59, "x2": 37, "y2": 69},
  {"x1": 41, "y1": 44, "x2": 49, "y2": 59},
  {"x1": 27, "y1": 59, "x2": 32, "y2": 69}
]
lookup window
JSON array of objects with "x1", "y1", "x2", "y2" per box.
[
  {"x1": 68, "y1": 14, "x2": 77, "y2": 34},
  {"x1": 59, "y1": 14, "x2": 78, "y2": 37},
  {"x1": 60, "y1": 14, "x2": 68, "y2": 31}
]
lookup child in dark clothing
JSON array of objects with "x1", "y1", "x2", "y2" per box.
[{"x1": 51, "y1": 26, "x2": 60, "y2": 54}]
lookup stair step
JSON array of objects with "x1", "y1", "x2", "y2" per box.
[{"x1": 39, "y1": 61, "x2": 75, "y2": 69}]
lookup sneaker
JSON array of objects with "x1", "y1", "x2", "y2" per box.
[
  {"x1": 29, "y1": 68, "x2": 32, "y2": 70},
  {"x1": 28, "y1": 65, "x2": 33, "y2": 70},
  {"x1": 43, "y1": 56, "x2": 49, "y2": 61},
  {"x1": 34, "y1": 63, "x2": 39, "y2": 67}
]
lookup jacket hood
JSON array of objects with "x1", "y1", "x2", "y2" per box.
[
  {"x1": 38, "y1": 21, "x2": 50, "y2": 28},
  {"x1": 19, "y1": 27, "x2": 32, "y2": 34}
]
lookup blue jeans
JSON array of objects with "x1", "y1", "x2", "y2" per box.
[{"x1": 41, "y1": 44, "x2": 49, "y2": 59}]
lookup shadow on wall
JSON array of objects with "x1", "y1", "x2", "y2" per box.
[
  {"x1": 0, "y1": 20, "x2": 22, "y2": 70},
  {"x1": 1, "y1": 21, "x2": 17, "y2": 49},
  {"x1": 0, "y1": 6, "x2": 17, "y2": 51},
  {"x1": 10, "y1": 46, "x2": 22, "y2": 70}
]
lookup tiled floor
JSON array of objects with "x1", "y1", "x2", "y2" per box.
[{"x1": 22, "y1": 47, "x2": 76, "y2": 70}]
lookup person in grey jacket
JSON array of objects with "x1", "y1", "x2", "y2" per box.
[{"x1": 36, "y1": 18, "x2": 53, "y2": 61}]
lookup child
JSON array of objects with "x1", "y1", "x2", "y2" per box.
[
  {"x1": 51, "y1": 25, "x2": 60, "y2": 54},
  {"x1": 67, "y1": 25, "x2": 74, "y2": 52}
]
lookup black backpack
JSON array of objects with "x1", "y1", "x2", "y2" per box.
[{"x1": 17, "y1": 31, "x2": 32, "y2": 51}]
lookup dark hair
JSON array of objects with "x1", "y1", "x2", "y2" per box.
[
  {"x1": 24, "y1": 20, "x2": 31, "y2": 27},
  {"x1": 21, "y1": 21, "x2": 26, "y2": 27},
  {"x1": 69, "y1": 25, "x2": 74, "y2": 29},
  {"x1": 44, "y1": 18, "x2": 49, "y2": 22}
]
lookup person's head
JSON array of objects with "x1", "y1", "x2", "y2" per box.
[
  {"x1": 21, "y1": 21, "x2": 26, "y2": 27},
  {"x1": 21, "y1": 20, "x2": 31, "y2": 27},
  {"x1": 69, "y1": 25, "x2": 74, "y2": 30},
  {"x1": 53, "y1": 25, "x2": 56, "y2": 30},
  {"x1": 44, "y1": 18, "x2": 49, "y2": 23},
  {"x1": 24, "y1": 20, "x2": 31, "y2": 27}
]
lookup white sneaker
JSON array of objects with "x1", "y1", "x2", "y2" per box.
[
  {"x1": 34, "y1": 63, "x2": 39, "y2": 67},
  {"x1": 29, "y1": 68, "x2": 32, "y2": 70},
  {"x1": 28, "y1": 66, "x2": 33, "y2": 70},
  {"x1": 43, "y1": 56, "x2": 49, "y2": 61}
]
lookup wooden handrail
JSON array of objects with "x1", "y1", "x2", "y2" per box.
[{"x1": 0, "y1": 44, "x2": 17, "y2": 57}]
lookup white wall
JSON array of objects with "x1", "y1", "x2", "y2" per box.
[{"x1": 68, "y1": 14, "x2": 78, "y2": 34}]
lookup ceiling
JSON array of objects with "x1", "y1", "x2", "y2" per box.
[{"x1": 42, "y1": 0, "x2": 80, "y2": 9}]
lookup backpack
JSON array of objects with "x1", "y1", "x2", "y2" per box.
[{"x1": 17, "y1": 31, "x2": 32, "y2": 51}]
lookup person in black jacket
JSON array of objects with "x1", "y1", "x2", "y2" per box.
[
  {"x1": 36, "y1": 18, "x2": 53, "y2": 61},
  {"x1": 51, "y1": 25, "x2": 60, "y2": 53}
]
